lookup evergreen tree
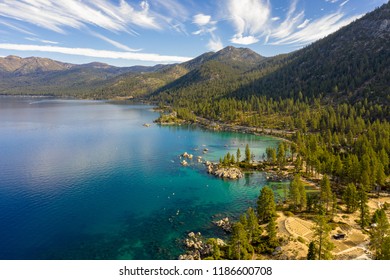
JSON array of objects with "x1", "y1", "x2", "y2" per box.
[
  {"x1": 313, "y1": 214, "x2": 334, "y2": 260},
  {"x1": 307, "y1": 241, "x2": 317, "y2": 260},
  {"x1": 277, "y1": 142, "x2": 286, "y2": 169},
  {"x1": 343, "y1": 183, "x2": 358, "y2": 213},
  {"x1": 236, "y1": 148, "x2": 241, "y2": 163},
  {"x1": 229, "y1": 222, "x2": 252, "y2": 260},
  {"x1": 378, "y1": 237, "x2": 390, "y2": 260},
  {"x1": 266, "y1": 147, "x2": 277, "y2": 164},
  {"x1": 257, "y1": 186, "x2": 276, "y2": 223},
  {"x1": 226, "y1": 152, "x2": 231, "y2": 163},
  {"x1": 231, "y1": 154, "x2": 236, "y2": 165},
  {"x1": 245, "y1": 207, "x2": 262, "y2": 243},
  {"x1": 358, "y1": 186, "x2": 370, "y2": 229},
  {"x1": 299, "y1": 179, "x2": 307, "y2": 211},
  {"x1": 320, "y1": 175, "x2": 332, "y2": 212},
  {"x1": 267, "y1": 216, "x2": 278, "y2": 247},
  {"x1": 207, "y1": 238, "x2": 221, "y2": 260},
  {"x1": 290, "y1": 174, "x2": 307, "y2": 211},
  {"x1": 376, "y1": 162, "x2": 386, "y2": 187},
  {"x1": 245, "y1": 144, "x2": 251, "y2": 163},
  {"x1": 295, "y1": 155, "x2": 302, "y2": 172},
  {"x1": 370, "y1": 208, "x2": 390, "y2": 259}
]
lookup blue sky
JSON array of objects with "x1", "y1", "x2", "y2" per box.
[{"x1": 0, "y1": 0, "x2": 387, "y2": 66}]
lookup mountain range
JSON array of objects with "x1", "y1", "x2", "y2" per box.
[{"x1": 0, "y1": 2, "x2": 389, "y2": 104}]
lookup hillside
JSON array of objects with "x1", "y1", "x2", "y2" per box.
[
  {"x1": 0, "y1": 56, "x2": 161, "y2": 97},
  {"x1": 231, "y1": 2, "x2": 390, "y2": 104},
  {"x1": 0, "y1": 2, "x2": 389, "y2": 104},
  {"x1": 0, "y1": 55, "x2": 72, "y2": 74},
  {"x1": 150, "y1": 2, "x2": 390, "y2": 108},
  {"x1": 96, "y1": 46, "x2": 265, "y2": 98}
]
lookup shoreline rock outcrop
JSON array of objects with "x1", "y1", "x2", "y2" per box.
[
  {"x1": 179, "y1": 232, "x2": 210, "y2": 260},
  {"x1": 213, "y1": 217, "x2": 232, "y2": 232},
  {"x1": 205, "y1": 162, "x2": 243, "y2": 179},
  {"x1": 179, "y1": 232, "x2": 227, "y2": 260}
]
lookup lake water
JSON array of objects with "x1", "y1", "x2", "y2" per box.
[{"x1": 0, "y1": 97, "x2": 280, "y2": 260}]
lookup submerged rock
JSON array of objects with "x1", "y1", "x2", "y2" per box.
[{"x1": 181, "y1": 152, "x2": 193, "y2": 159}]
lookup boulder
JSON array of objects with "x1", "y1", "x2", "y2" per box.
[{"x1": 214, "y1": 217, "x2": 232, "y2": 232}]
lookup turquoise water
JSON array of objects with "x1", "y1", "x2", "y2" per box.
[{"x1": 0, "y1": 97, "x2": 280, "y2": 260}]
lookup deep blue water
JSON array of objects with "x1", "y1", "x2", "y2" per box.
[{"x1": 0, "y1": 97, "x2": 279, "y2": 260}]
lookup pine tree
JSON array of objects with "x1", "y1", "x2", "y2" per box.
[
  {"x1": 358, "y1": 186, "x2": 370, "y2": 229},
  {"x1": 313, "y1": 214, "x2": 334, "y2": 260},
  {"x1": 343, "y1": 183, "x2": 358, "y2": 213},
  {"x1": 289, "y1": 175, "x2": 301, "y2": 210},
  {"x1": 307, "y1": 241, "x2": 317, "y2": 260},
  {"x1": 207, "y1": 238, "x2": 221, "y2": 260},
  {"x1": 320, "y1": 175, "x2": 332, "y2": 212},
  {"x1": 236, "y1": 148, "x2": 241, "y2": 163},
  {"x1": 257, "y1": 186, "x2": 276, "y2": 223},
  {"x1": 266, "y1": 147, "x2": 277, "y2": 164},
  {"x1": 245, "y1": 207, "x2": 262, "y2": 243},
  {"x1": 229, "y1": 222, "x2": 252, "y2": 260},
  {"x1": 378, "y1": 237, "x2": 390, "y2": 260},
  {"x1": 299, "y1": 179, "x2": 307, "y2": 211},
  {"x1": 267, "y1": 216, "x2": 278, "y2": 247},
  {"x1": 230, "y1": 154, "x2": 236, "y2": 165},
  {"x1": 245, "y1": 144, "x2": 251, "y2": 163},
  {"x1": 370, "y1": 208, "x2": 390, "y2": 259},
  {"x1": 277, "y1": 142, "x2": 286, "y2": 170}
]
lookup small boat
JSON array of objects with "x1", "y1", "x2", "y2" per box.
[{"x1": 143, "y1": 123, "x2": 151, "y2": 127}]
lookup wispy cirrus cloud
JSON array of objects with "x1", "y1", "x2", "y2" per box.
[
  {"x1": 297, "y1": 19, "x2": 310, "y2": 29},
  {"x1": 90, "y1": 32, "x2": 141, "y2": 52},
  {"x1": 25, "y1": 37, "x2": 59, "y2": 45},
  {"x1": 192, "y1": 13, "x2": 222, "y2": 51},
  {"x1": 0, "y1": 0, "x2": 181, "y2": 34},
  {"x1": 223, "y1": 0, "x2": 363, "y2": 47},
  {"x1": 0, "y1": 43, "x2": 192, "y2": 63},
  {"x1": 271, "y1": 0, "x2": 304, "y2": 39},
  {"x1": 340, "y1": 0, "x2": 350, "y2": 7},
  {"x1": 227, "y1": 0, "x2": 271, "y2": 45},
  {"x1": 271, "y1": 11, "x2": 362, "y2": 45},
  {"x1": 0, "y1": 19, "x2": 36, "y2": 36}
]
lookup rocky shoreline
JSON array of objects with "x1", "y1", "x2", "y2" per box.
[
  {"x1": 179, "y1": 151, "x2": 244, "y2": 180},
  {"x1": 179, "y1": 232, "x2": 226, "y2": 260},
  {"x1": 205, "y1": 161, "x2": 243, "y2": 180}
]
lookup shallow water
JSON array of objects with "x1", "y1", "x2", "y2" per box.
[{"x1": 0, "y1": 97, "x2": 280, "y2": 259}]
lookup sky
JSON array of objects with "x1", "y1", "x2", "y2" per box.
[{"x1": 0, "y1": 0, "x2": 388, "y2": 66}]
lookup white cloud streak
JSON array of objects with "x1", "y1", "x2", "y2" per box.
[
  {"x1": 271, "y1": 0, "x2": 304, "y2": 39},
  {"x1": 0, "y1": 19, "x2": 36, "y2": 36},
  {"x1": 297, "y1": 19, "x2": 310, "y2": 29},
  {"x1": 0, "y1": 43, "x2": 192, "y2": 63},
  {"x1": 90, "y1": 32, "x2": 141, "y2": 52},
  {"x1": 207, "y1": 35, "x2": 223, "y2": 51},
  {"x1": 25, "y1": 37, "x2": 59, "y2": 44},
  {"x1": 223, "y1": 0, "x2": 364, "y2": 47},
  {"x1": 0, "y1": 0, "x2": 178, "y2": 34},
  {"x1": 227, "y1": 0, "x2": 271, "y2": 45},
  {"x1": 271, "y1": 12, "x2": 362, "y2": 45}
]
